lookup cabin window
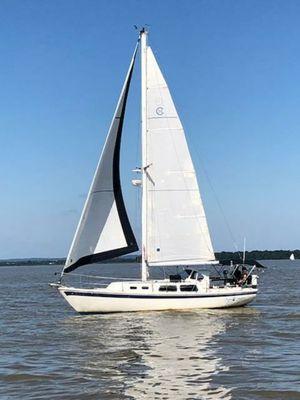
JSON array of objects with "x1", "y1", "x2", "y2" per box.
[
  {"x1": 169, "y1": 274, "x2": 182, "y2": 282},
  {"x1": 130, "y1": 286, "x2": 137, "y2": 290},
  {"x1": 159, "y1": 285, "x2": 177, "y2": 292},
  {"x1": 142, "y1": 286, "x2": 149, "y2": 289},
  {"x1": 180, "y1": 284, "x2": 198, "y2": 292}
]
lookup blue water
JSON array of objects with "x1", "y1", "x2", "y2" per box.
[{"x1": 0, "y1": 261, "x2": 299, "y2": 399}]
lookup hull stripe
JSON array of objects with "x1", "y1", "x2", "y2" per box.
[{"x1": 64, "y1": 290, "x2": 257, "y2": 299}]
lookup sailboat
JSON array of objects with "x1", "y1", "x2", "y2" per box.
[
  {"x1": 290, "y1": 253, "x2": 295, "y2": 261},
  {"x1": 50, "y1": 29, "x2": 258, "y2": 313}
]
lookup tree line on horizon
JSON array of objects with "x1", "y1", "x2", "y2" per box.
[
  {"x1": 0, "y1": 250, "x2": 299, "y2": 266},
  {"x1": 216, "y1": 250, "x2": 300, "y2": 265}
]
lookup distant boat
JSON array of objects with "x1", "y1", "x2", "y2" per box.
[
  {"x1": 290, "y1": 253, "x2": 295, "y2": 261},
  {"x1": 50, "y1": 28, "x2": 258, "y2": 313}
]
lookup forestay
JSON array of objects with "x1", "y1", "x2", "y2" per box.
[
  {"x1": 63, "y1": 44, "x2": 139, "y2": 273},
  {"x1": 145, "y1": 47, "x2": 216, "y2": 266}
]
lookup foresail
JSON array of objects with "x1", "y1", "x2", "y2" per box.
[
  {"x1": 145, "y1": 47, "x2": 216, "y2": 267},
  {"x1": 63, "y1": 44, "x2": 139, "y2": 273}
]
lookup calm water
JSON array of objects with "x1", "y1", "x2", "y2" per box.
[{"x1": 0, "y1": 261, "x2": 299, "y2": 400}]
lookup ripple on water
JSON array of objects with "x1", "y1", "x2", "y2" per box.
[{"x1": 0, "y1": 263, "x2": 300, "y2": 399}]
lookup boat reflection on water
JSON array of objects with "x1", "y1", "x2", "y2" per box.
[
  {"x1": 124, "y1": 311, "x2": 231, "y2": 400},
  {"x1": 62, "y1": 307, "x2": 259, "y2": 399}
]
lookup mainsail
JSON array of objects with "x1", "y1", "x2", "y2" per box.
[
  {"x1": 63, "y1": 44, "x2": 139, "y2": 273},
  {"x1": 144, "y1": 47, "x2": 216, "y2": 266}
]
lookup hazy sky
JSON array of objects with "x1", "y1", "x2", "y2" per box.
[{"x1": 1, "y1": 0, "x2": 300, "y2": 258}]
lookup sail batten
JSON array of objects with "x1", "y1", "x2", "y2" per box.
[
  {"x1": 144, "y1": 46, "x2": 215, "y2": 267},
  {"x1": 63, "y1": 43, "x2": 139, "y2": 274}
]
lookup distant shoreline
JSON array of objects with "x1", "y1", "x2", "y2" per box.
[{"x1": 0, "y1": 250, "x2": 298, "y2": 267}]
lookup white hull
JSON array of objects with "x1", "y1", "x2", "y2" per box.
[{"x1": 57, "y1": 284, "x2": 257, "y2": 314}]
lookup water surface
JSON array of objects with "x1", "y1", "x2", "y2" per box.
[{"x1": 0, "y1": 261, "x2": 299, "y2": 399}]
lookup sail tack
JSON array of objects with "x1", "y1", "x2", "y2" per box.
[
  {"x1": 145, "y1": 47, "x2": 216, "y2": 266},
  {"x1": 63, "y1": 45, "x2": 139, "y2": 273}
]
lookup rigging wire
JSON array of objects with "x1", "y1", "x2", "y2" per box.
[{"x1": 191, "y1": 144, "x2": 243, "y2": 261}]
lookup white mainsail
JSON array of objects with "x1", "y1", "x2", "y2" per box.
[
  {"x1": 144, "y1": 46, "x2": 216, "y2": 266},
  {"x1": 63, "y1": 44, "x2": 139, "y2": 273},
  {"x1": 290, "y1": 253, "x2": 295, "y2": 261}
]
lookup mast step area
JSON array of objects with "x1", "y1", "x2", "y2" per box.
[{"x1": 57, "y1": 276, "x2": 257, "y2": 314}]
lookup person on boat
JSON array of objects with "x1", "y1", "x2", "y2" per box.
[
  {"x1": 238, "y1": 267, "x2": 249, "y2": 285},
  {"x1": 233, "y1": 266, "x2": 242, "y2": 283}
]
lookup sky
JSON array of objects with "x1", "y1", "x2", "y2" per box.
[{"x1": 1, "y1": 0, "x2": 300, "y2": 258}]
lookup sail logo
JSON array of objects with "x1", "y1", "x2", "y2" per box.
[{"x1": 156, "y1": 106, "x2": 164, "y2": 116}]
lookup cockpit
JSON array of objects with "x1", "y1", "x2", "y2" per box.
[{"x1": 169, "y1": 268, "x2": 204, "y2": 282}]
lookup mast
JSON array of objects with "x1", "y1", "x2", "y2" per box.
[
  {"x1": 140, "y1": 28, "x2": 148, "y2": 281},
  {"x1": 243, "y1": 237, "x2": 246, "y2": 265}
]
